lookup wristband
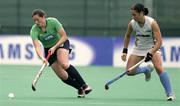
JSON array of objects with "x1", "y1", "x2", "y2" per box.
[{"x1": 122, "y1": 48, "x2": 128, "y2": 53}]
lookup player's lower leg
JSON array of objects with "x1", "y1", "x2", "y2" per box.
[
  {"x1": 159, "y1": 71, "x2": 175, "y2": 101},
  {"x1": 66, "y1": 65, "x2": 86, "y2": 85},
  {"x1": 66, "y1": 65, "x2": 92, "y2": 94}
]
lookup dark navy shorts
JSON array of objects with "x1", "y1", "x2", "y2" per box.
[{"x1": 44, "y1": 40, "x2": 71, "y2": 66}]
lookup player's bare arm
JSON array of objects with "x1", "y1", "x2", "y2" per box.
[
  {"x1": 150, "y1": 20, "x2": 162, "y2": 55},
  {"x1": 121, "y1": 22, "x2": 133, "y2": 62},
  {"x1": 124, "y1": 22, "x2": 133, "y2": 49},
  {"x1": 32, "y1": 39, "x2": 46, "y2": 61}
]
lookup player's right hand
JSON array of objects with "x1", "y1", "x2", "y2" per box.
[{"x1": 121, "y1": 53, "x2": 127, "y2": 62}]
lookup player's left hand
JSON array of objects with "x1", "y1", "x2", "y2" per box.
[
  {"x1": 145, "y1": 52, "x2": 153, "y2": 62},
  {"x1": 48, "y1": 46, "x2": 56, "y2": 55},
  {"x1": 40, "y1": 57, "x2": 48, "y2": 66}
]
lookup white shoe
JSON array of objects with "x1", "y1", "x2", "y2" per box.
[
  {"x1": 82, "y1": 84, "x2": 92, "y2": 95},
  {"x1": 167, "y1": 94, "x2": 176, "y2": 101},
  {"x1": 144, "y1": 64, "x2": 154, "y2": 81}
]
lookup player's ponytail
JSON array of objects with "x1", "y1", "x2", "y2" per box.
[
  {"x1": 143, "y1": 8, "x2": 149, "y2": 15},
  {"x1": 131, "y1": 3, "x2": 149, "y2": 15}
]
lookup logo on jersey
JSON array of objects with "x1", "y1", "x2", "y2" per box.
[{"x1": 44, "y1": 35, "x2": 54, "y2": 41}]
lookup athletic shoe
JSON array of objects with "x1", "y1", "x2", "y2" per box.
[
  {"x1": 82, "y1": 84, "x2": 92, "y2": 95},
  {"x1": 144, "y1": 64, "x2": 154, "y2": 81},
  {"x1": 167, "y1": 94, "x2": 176, "y2": 101},
  {"x1": 77, "y1": 88, "x2": 85, "y2": 98}
]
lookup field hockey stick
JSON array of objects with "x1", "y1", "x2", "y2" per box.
[
  {"x1": 105, "y1": 58, "x2": 145, "y2": 90},
  {"x1": 31, "y1": 52, "x2": 51, "y2": 91}
]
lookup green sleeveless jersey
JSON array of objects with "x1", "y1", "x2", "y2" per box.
[{"x1": 30, "y1": 17, "x2": 62, "y2": 48}]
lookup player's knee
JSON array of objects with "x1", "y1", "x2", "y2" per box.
[
  {"x1": 127, "y1": 71, "x2": 134, "y2": 76},
  {"x1": 61, "y1": 63, "x2": 69, "y2": 69},
  {"x1": 155, "y1": 67, "x2": 163, "y2": 75}
]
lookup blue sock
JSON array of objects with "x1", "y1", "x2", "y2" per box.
[
  {"x1": 135, "y1": 66, "x2": 150, "y2": 74},
  {"x1": 159, "y1": 71, "x2": 173, "y2": 96}
]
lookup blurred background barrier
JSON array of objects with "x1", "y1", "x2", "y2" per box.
[
  {"x1": 0, "y1": 0, "x2": 180, "y2": 36},
  {"x1": 0, "y1": 35, "x2": 180, "y2": 67},
  {"x1": 0, "y1": 0, "x2": 179, "y2": 67}
]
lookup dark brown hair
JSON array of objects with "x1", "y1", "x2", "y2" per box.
[
  {"x1": 32, "y1": 9, "x2": 46, "y2": 17},
  {"x1": 131, "y1": 3, "x2": 149, "y2": 15}
]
